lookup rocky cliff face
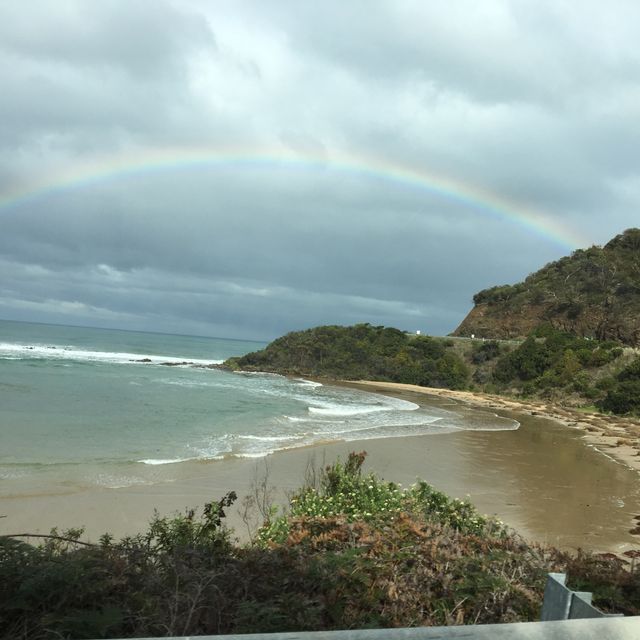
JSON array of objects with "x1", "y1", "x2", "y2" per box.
[{"x1": 453, "y1": 228, "x2": 640, "y2": 346}]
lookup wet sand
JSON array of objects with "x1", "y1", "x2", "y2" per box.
[
  {"x1": 352, "y1": 381, "x2": 640, "y2": 473},
  {"x1": 2, "y1": 385, "x2": 640, "y2": 554}
]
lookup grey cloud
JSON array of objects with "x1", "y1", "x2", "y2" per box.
[
  {"x1": 252, "y1": 0, "x2": 640, "y2": 108},
  {"x1": 0, "y1": 0, "x2": 215, "y2": 78},
  {"x1": 0, "y1": 1, "x2": 638, "y2": 340},
  {"x1": 231, "y1": 1, "x2": 640, "y2": 217},
  {"x1": 0, "y1": 0, "x2": 220, "y2": 156},
  {"x1": 0, "y1": 255, "x2": 460, "y2": 340}
]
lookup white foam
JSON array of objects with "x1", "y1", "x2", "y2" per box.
[
  {"x1": 307, "y1": 393, "x2": 419, "y2": 415},
  {"x1": 468, "y1": 419, "x2": 520, "y2": 432},
  {"x1": 159, "y1": 379, "x2": 217, "y2": 388},
  {"x1": 308, "y1": 404, "x2": 391, "y2": 417},
  {"x1": 307, "y1": 397, "x2": 420, "y2": 415},
  {"x1": 232, "y1": 451, "x2": 277, "y2": 459},
  {"x1": 0, "y1": 468, "x2": 29, "y2": 479},
  {"x1": 285, "y1": 415, "x2": 346, "y2": 424},
  {"x1": 237, "y1": 370, "x2": 285, "y2": 378},
  {"x1": 238, "y1": 434, "x2": 298, "y2": 442},
  {"x1": 337, "y1": 425, "x2": 461, "y2": 442},
  {"x1": 314, "y1": 415, "x2": 444, "y2": 436},
  {"x1": 94, "y1": 474, "x2": 154, "y2": 488},
  {"x1": 137, "y1": 456, "x2": 212, "y2": 465},
  {"x1": 295, "y1": 378, "x2": 323, "y2": 388},
  {"x1": 0, "y1": 342, "x2": 222, "y2": 367}
]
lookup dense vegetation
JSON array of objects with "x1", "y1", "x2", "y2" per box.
[
  {"x1": 225, "y1": 321, "x2": 640, "y2": 415},
  {"x1": 2, "y1": 453, "x2": 638, "y2": 638},
  {"x1": 467, "y1": 326, "x2": 640, "y2": 416},
  {"x1": 227, "y1": 323, "x2": 470, "y2": 389},
  {"x1": 597, "y1": 357, "x2": 640, "y2": 415},
  {"x1": 487, "y1": 326, "x2": 624, "y2": 400},
  {"x1": 454, "y1": 228, "x2": 640, "y2": 346}
]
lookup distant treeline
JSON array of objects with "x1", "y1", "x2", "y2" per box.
[
  {"x1": 226, "y1": 323, "x2": 470, "y2": 389},
  {"x1": 481, "y1": 326, "x2": 640, "y2": 414},
  {"x1": 226, "y1": 323, "x2": 640, "y2": 416}
]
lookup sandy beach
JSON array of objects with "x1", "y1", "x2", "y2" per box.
[
  {"x1": 2, "y1": 381, "x2": 640, "y2": 555},
  {"x1": 350, "y1": 381, "x2": 640, "y2": 474}
]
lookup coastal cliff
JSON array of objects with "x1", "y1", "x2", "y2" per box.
[{"x1": 453, "y1": 228, "x2": 640, "y2": 346}]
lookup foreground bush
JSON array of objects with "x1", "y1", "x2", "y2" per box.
[
  {"x1": 1, "y1": 453, "x2": 638, "y2": 638},
  {"x1": 257, "y1": 450, "x2": 502, "y2": 544}
]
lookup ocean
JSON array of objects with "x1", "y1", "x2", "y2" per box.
[{"x1": 0, "y1": 319, "x2": 518, "y2": 497}]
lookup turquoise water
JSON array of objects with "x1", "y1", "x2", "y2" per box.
[{"x1": 0, "y1": 319, "x2": 517, "y2": 495}]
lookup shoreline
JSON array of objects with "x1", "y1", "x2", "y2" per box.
[
  {"x1": 2, "y1": 378, "x2": 640, "y2": 554},
  {"x1": 347, "y1": 380, "x2": 640, "y2": 475}
]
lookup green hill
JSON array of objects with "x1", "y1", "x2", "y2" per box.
[
  {"x1": 226, "y1": 323, "x2": 470, "y2": 389},
  {"x1": 225, "y1": 323, "x2": 638, "y2": 413},
  {"x1": 224, "y1": 229, "x2": 640, "y2": 414},
  {"x1": 453, "y1": 228, "x2": 640, "y2": 346}
]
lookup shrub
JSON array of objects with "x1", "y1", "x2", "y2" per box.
[
  {"x1": 597, "y1": 358, "x2": 640, "y2": 415},
  {"x1": 2, "y1": 454, "x2": 638, "y2": 637},
  {"x1": 471, "y1": 340, "x2": 501, "y2": 364},
  {"x1": 492, "y1": 328, "x2": 624, "y2": 403},
  {"x1": 258, "y1": 453, "x2": 502, "y2": 545},
  {"x1": 597, "y1": 380, "x2": 640, "y2": 415},
  {"x1": 0, "y1": 495, "x2": 238, "y2": 639}
]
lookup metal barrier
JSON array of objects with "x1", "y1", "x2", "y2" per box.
[
  {"x1": 540, "y1": 572, "x2": 623, "y2": 621},
  {"x1": 104, "y1": 617, "x2": 640, "y2": 640}
]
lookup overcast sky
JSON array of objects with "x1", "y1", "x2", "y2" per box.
[{"x1": 1, "y1": 0, "x2": 638, "y2": 340}]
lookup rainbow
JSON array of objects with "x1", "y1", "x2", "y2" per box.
[{"x1": 0, "y1": 146, "x2": 590, "y2": 250}]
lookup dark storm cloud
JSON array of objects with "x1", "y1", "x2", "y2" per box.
[{"x1": 0, "y1": 0, "x2": 638, "y2": 339}]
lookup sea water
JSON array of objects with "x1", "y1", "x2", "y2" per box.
[{"x1": 0, "y1": 319, "x2": 518, "y2": 496}]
